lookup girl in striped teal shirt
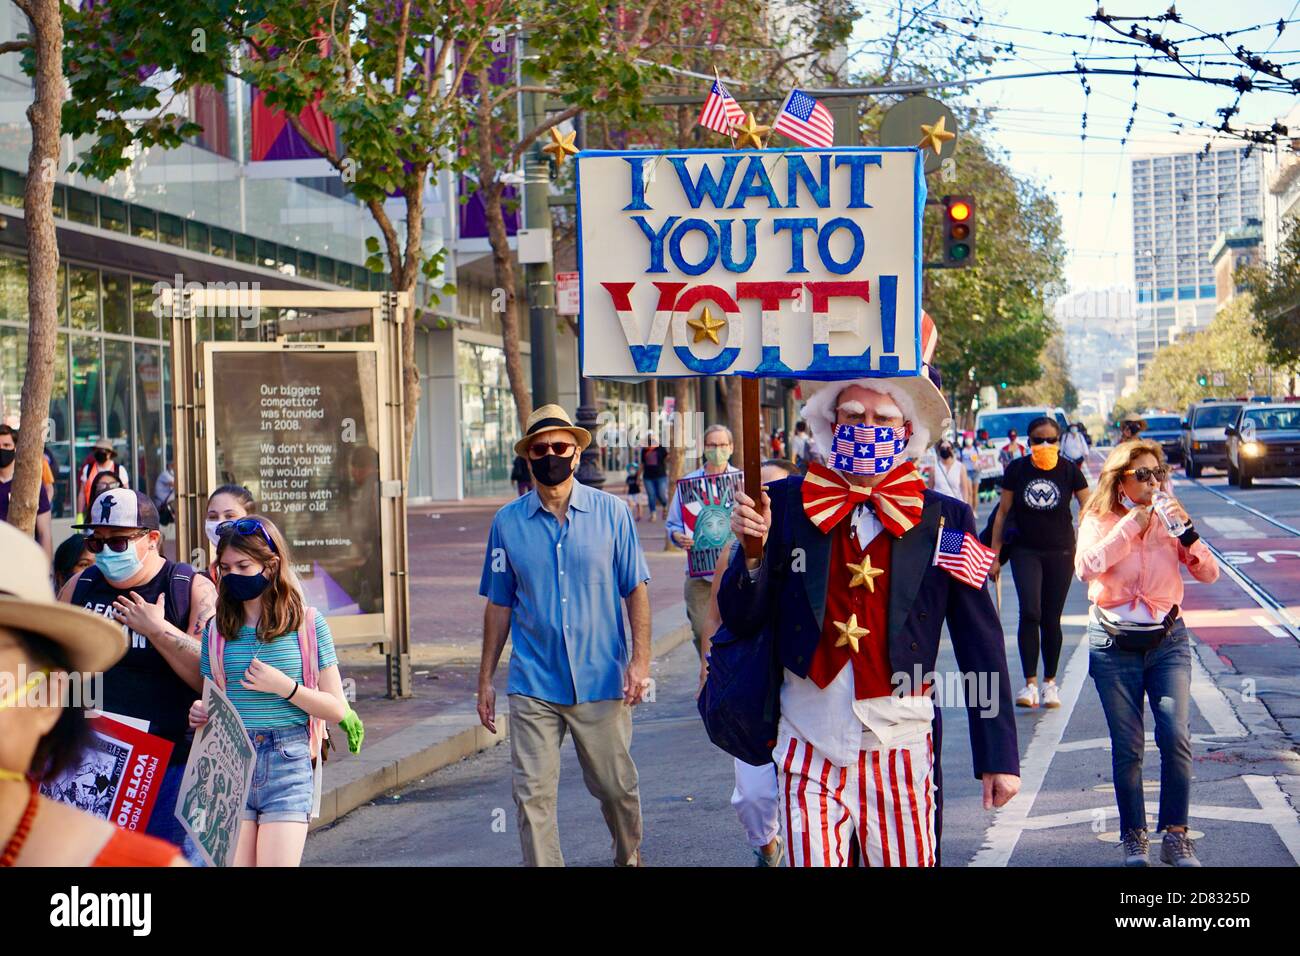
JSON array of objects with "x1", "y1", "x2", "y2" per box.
[{"x1": 189, "y1": 516, "x2": 347, "y2": 866}]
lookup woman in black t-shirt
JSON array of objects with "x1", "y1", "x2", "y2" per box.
[{"x1": 990, "y1": 417, "x2": 1090, "y2": 709}]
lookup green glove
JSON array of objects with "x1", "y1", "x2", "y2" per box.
[{"x1": 340, "y1": 707, "x2": 365, "y2": 754}]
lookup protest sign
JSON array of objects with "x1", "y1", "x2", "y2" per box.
[
  {"x1": 576, "y1": 147, "x2": 924, "y2": 382},
  {"x1": 41, "y1": 716, "x2": 174, "y2": 832},
  {"x1": 676, "y1": 470, "x2": 745, "y2": 577},
  {"x1": 177, "y1": 678, "x2": 255, "y2": 868}
]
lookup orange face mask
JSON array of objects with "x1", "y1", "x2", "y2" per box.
[{"x1": 1030, "y1": 443, "x2": 1059, "y2": 470}]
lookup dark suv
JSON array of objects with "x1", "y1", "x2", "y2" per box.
[
  {"x1": 1142, "y1": 414, "x2": 1184, "y2": 466},
  {"x1": 1180, "y1": 400, "x2": 1243, "y2": 477},
  {"x1": 1226, "y1": 403, "x2": 1300, "y2": 488}
]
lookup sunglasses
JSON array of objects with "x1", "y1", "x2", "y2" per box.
[
  {"x1": 1123, "y1": 466, "x2": 1168, "y2": 483},
  {"x1": 215, "y1": 517, "x2": 278, "y2": 554},
  {"x1": 1029, "y1": 435, "x2": 1059, "y2": 445},
  {"x1": 83, "y1": 530, "x2": 148, "y2": 553},
  {"x1": 528, "y1": 441, "x2": 575, "y2": 459}
]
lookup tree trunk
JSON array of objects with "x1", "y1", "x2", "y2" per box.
[
  {"x1": 398, "y1": 177, "x2": 425, "y2": 458},
  {"x1": 717, "y1": 377, "x2": 745, "y2": 466},
  {"x1": 7, "y1": 0, "x2": 62, "y2": 536}
]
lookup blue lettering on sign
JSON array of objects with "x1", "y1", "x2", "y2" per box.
[
  {"x1": 834, "y1": 154, "x2": 881, "y2": 209},
  {"x1": 805, "y1": 342, "x2": 873, "y2": 374},
  {"x1": 727, "y1": 156, "x2": 781, "y2": 208},
  {"x1": 717, "y1": 219, "x2": 760, "y2": 272},
  {"x1": 772, "y1": 218, "x2": 818, "y2": 273},
  {"x1": 785, "y1": 154, "x2": 832, "y2": 208},
  {"x1": 622, "y1": 157, "x2": 652, "y2": 211},
  {"x1": 632, "y1": 215, "x2": 680, "y2": 273},
  {"x1": 628, "y1": 345, "x2": 664, "y2": 374},
  {"x1": 816, "y1": 217, "x2": 865, "y2": 275},
  {"x1": 669, "y1": 218, "x2": 721, "y2": 275},
  {"x1": 754, "y1": 344, "x2": 797, "y2": 376},
  {"x1": 669, "y1": 155, "x2": 744, "y2": 209},
  {"x1": 674, "y1": 344, "x2": 741, "y2": 373}
]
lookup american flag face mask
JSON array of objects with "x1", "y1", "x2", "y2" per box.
[{"x1": 831, "y1": 423, "x2": 911, "y2": 476}]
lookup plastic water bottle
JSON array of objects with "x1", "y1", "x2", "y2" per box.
[{"x1": 1152, "y1": 491, "x2": 1187, "y2": 537}]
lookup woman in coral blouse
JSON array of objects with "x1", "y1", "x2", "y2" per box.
[
  {"x1": 1075, "y1": 439, "x2": 1218, "y2": 869},
  {"x1": 0, "y1": 522, "x2": 185, "y2": 868}
]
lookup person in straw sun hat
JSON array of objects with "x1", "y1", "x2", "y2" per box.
[
  {"x1": 717, "y1": 313, "x2": 1021, "y2": 867},
  {"x1": 0, "y1": 521, "x2": 186, "y2": 865},
  {"x1": 480, "y1": 403, "x2": 652, "y2": 866}
]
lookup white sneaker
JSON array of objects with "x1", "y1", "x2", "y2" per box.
[
  {"x1": 1041, "y1": 681, "x2": 1061, "y2": 709},
  {"x1": 1015, "y1": 683, "x2": 1040, "y2": 708}
]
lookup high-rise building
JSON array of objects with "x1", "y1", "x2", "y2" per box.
[{"x1": 1130, "y1": 143, "x2": 1264, "y2": 377}]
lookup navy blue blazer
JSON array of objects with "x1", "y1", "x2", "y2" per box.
[{"x1": 718, "y1": 475, "x2": 1020, "y2": 781}]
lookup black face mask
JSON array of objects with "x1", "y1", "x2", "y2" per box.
[
  {"x1": 938, "y1": 447, "x2": 953, "y2": 460},
  {"x1": 94, "y1": 449, "x2": 110, "y2": 463},
  {"x1": 0, "y1": 448, "x2": 14, "y2": 468},
  {"x1": 530, "y1": 454, "x2": 574, "y2": 487}
]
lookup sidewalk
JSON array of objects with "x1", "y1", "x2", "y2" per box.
[{"x1": 313, "y1": 489, "x2": 698, "y2": 830}]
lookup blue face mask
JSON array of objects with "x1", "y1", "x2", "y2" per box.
[
  {"x1": 95, "y1": 544, "x2": 143, "y2": 583},
  {"x1": 223, "y1": 571, "x2": 270, "y2": 602},
  {"x1": 830, "y1": 424, "x2": 909, "y2": 477}
]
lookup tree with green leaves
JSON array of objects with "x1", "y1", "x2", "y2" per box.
[
  {"x1": 2, "y1": 0, "x2": 64, "y2": 541},
  {"x1": 1240, "y1": 219, "x2": 1300, "y2": 394},
  {"x1": 60, "y1": 1, "x2": 525, "y2": 456}
]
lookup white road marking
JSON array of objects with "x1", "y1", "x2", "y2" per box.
[
  {"x1": 1243, "y1": 775, "x2": 1300, "y2": 865},
  {"x1": 1253, "y1": 614, "x2": 1288, "y2": 638},
  {"x1": 1202, "y1": 515, "x2": 1262, "y2": 539},
  {"x1": 970, "y1": 631, "x2": 1090, "y2": 867},
  {"x1": 1020, "y1": 803, "x2": 1276, "y2": 830},
  {"x1": 1190, "y1": 650, "x2": 1249, "y2": 738},
  {"x1": 1056, "y1": 732, "x2": 1243, "y2": 753}
]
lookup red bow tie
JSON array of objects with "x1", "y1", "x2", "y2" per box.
[{"x1": 801, "y1": 461, "x2": 925, "y2": 538}]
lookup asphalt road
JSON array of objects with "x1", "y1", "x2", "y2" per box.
[{"x1": 306, "y1": 458, "x2": 1300, "y2": 867}]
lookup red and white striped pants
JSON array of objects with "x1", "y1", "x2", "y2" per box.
[{"x1": 777, "y1": 732, "x2": 936, "y2": 867}]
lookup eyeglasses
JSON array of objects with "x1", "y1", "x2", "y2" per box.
[
  {"x1": 1123, "y1": 466, "x2": 1168, "y2": 483},
  {"x1": 1029, "y1": 435, "x2": 1059, "y2": 446},
  {"x1": 529, "y1": 440, "x2": 575, "y2": 459},
  {"x1": 83, "y1": 530, "x2": 147, "y2": 553},
  {"x1": 215, "y1": 517, "x2": 278, "y2": 554}
]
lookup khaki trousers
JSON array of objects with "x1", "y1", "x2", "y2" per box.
[
  {"x1": 508, "y1": 694, "x2": 643, "y2": 867},
  {"x1": 684, "y1": 574, "x2": 714, "y2": 658}
]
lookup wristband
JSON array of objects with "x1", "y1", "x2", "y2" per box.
[
  {"x1": 1177, "y1": 527, "x2": 1200, "y2": 548},
  {"x1": 285, "y1": 681, "x2": 299, "y2": 701}
]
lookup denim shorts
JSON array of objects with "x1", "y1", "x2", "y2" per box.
[{"x1": 243, "y1": 724, "x2": 314, "y2": 824}]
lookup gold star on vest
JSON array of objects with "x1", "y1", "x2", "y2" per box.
[
  {"x1": 918, "y1": 115, "x2": 955, "y2": 154},
  {"x1": 845, "y1": 555, "x2": 884, "y2": 592},
  {"x1": 687, "y1": 305, "x2": 726, "y2": 345},
  {"x1": 542, "y1": 126, "x2": 579, "y2": 166},
  {"x1": 733, "y1": 112, "x2": 770, "y2": 150},
  {"x1": 834, "y1": 614, "x2": 869, "y2": 654}
]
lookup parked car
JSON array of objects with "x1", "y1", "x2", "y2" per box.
[
  {"x1": 1226, "y1": 403, "x2": 1300, "y2": 488},
  {"x1": 1180, "y1": 400, "x2": 1244, "y2": 477},
  {"x1": 1140, "y1": 412, "x2": 1184, "y2": 465}
]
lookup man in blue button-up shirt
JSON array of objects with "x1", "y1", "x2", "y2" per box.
[{"x1": 477, "y1": 404, "x2": 651, "y2": 867}]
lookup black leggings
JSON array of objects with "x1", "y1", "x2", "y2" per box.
[{"x1": 1009, "y1": 547, "x2": 1074, "y2": 681}]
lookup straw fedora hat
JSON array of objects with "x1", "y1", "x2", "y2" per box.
[
  {"x1": 513, "y1": 404, "x2": 593, "y2": 459},
  {"x1": 0, "y1": 522, "x2": 126, "y2": 675}
]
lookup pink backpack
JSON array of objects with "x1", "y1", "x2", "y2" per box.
[{"x1": 207, "y1": 606, "x2": 329, "y2": 764}]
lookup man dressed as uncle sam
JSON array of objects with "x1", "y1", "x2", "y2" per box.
[{"x1": 720, "y1": 323, "x2": 1021, "y2": 867}]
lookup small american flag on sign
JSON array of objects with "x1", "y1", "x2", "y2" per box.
[
  {"x1": 933, "y1": 524, "x2": 997, "y2": 588},
  {"x1": 698, "y1": 78, "x2": 746, "y2": 137},
  {"x1": 772, "y1": 89, "x2": 835, "y2": 148}
]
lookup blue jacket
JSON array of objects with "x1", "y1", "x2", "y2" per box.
[{"x1": 717, "y1": 476, "x2": 1020, "y2": 785}]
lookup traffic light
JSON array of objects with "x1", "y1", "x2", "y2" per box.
[
  {"x1": 943, "y1": 195, "x2": 975, "y2": 266},
  {"x1": 1197, "y1": 373, "x2": 1208, "y2": 387}
]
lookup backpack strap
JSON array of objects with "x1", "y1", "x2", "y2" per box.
[
  {"x1": 208, "y1": 621, "x2": 226, "y2": 692},
  {"x1": 297, "y1": 607, "x2": 327, "y2": 762},
  {"x1": 164, "y1": 562, "x2": 194, "y2": 633}
]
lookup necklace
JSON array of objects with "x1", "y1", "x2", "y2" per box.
[{"x1": 0, "y1": 779, "x2": 39, "y2": 867}]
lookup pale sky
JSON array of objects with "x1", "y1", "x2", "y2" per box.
[{"x1": 850, "y1": 0, "x2": 1299, "y2": 291}]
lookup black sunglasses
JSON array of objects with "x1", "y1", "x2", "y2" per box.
[
  {"x1": 1029, "y1": 435, "x2": 1059, "y2": 445},
  {"x1": 83, "y1": 530, "x2": 148, "y2": 553},
  {"x1": 1123, "y1": 466, "x2": 1168, "y2": 483},
  {"x1": 215, "y1": 517, "x2": 278, "y2": 554}
]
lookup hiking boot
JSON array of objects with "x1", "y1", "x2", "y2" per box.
[
  {"x1": 1121, "y1": 828, "x2": 1150, "y2": 867},
  {"x1": 1160, "y1": 830, "x2": 1201, "y2": 867}
]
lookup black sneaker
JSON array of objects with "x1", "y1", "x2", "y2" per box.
[
  {"x1": 1160, "y1": 830, "x2": 1201, "y2": 867},
  {"x1": 1121, "y1": 828, "x2": 1150, "y2": 866}
]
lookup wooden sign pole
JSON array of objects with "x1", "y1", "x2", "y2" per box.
[{"x1": 741, "y1": 376, "x2": 764, "y2": 560}]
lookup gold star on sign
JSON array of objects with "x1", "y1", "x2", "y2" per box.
[
  {"x1": 917, "y1": 115, "x2": 956, "y2": 154},
  {"x1": 687, "y1": 305, "x2": 726, "y2": 345},
  {"x1": 542, "y1": 126, "x2": 579, "y2": 166},
  {"x1": 846, "y1": 555, "x2": 884, "y2": 592},
  {"x1": 834, "y1": 614, "x2": 869, "y2": 654},
  {"x1": 733, "y1": 112, "x2": 770, "y2": 150}
]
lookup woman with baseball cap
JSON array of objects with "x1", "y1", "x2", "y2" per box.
[{"x1": 0, "y1": 522, "x2": 185, "y2": 865}]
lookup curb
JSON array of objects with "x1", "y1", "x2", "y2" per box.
[{"x1": 311, "y1": 612, "x2": 694, "y2": 831}]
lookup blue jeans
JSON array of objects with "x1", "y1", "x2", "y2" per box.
[
  {"x1": 1087, "y1": 617, "x2": 1192, "y2": 834},
  {"x1": 146, "y1": 762, "x2": 207, "y2": 866},
  {"x1": 644, "y1": 476, "x2": 669, "y2": 514}
]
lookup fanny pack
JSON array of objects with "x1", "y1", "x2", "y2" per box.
[{"x1": 1093, "y1": 605, "x2": 1180, "y2": 652}]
